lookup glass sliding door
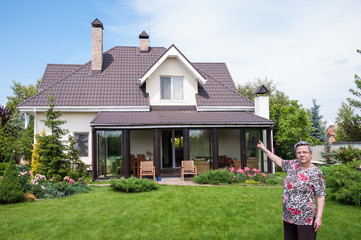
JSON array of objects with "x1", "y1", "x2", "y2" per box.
[
  {"x1": 245, "y1": 129, "x2": 264, "y2": 171},
  {"x1": 97, "y1": 130, "x2": 122, "y2": 178},
  {"x1": 161, "y1": 129, "x2": 183, "y2": 169},
  {"x1": 189, "y1": 129, "x2": 212, "y2": 173}
]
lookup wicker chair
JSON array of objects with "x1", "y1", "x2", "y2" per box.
[
  {"x1": 137, "y1": 154, "x2": 146, "y2": 177},
  {"x1": 139, "y1": 161, "x2": 156, "y2": 181},
  {"x1": 233, "y1": 160, "x2": 242, "y2": 170},
  {"x1": 181, "y1": 160, "x2": 198, "y2": 180}
]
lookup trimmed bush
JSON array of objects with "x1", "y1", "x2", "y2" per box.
[
  {"x1": 193, "y1": 169, "x2": 233, "y2": 185},
  {"x1": 110, "y1": 177, "x2": 160, "y2": 193},
  {"x1": 333, "y1": 145, "x2": 361, "y2": 164},
  {"x1": 0, "y1": 159, "x2": 24, "y2": 204},
  {"x1": 321, "y1": 160, "x2": 361, "y2": 206}
]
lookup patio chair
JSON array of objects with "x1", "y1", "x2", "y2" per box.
[
  {"x1": 181, "y1": 160, "x2": 198, "y2": 180},
  {"x1": 139, "y1": 161, "x2": 156, "y2": 181},
  {"x1": 137, "y1": 154, "x2": 146, "y2": 177},
  {"x1": 233, "y1": 160, "x2": 242, "y2": 170},
  {"x1": 130, "y1": 154, "x2": 136, "y2": 176}
]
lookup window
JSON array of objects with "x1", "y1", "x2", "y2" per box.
[
  {"x1": 74, "y1": 133, "x2": 89, "y2": 157},
  {"x1": 160, "y1": 76, "x2": 183, "y2": 100}
]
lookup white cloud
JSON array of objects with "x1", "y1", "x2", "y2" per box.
[{"x1": 130, "y1": 0, "x2": 361, "y2": 122}]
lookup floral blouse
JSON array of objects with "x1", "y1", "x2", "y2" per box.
[{"x1": 282, "y1": 159, "x2": 326, "y2": 225}]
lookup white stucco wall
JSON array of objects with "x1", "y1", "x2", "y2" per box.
[
  {"x1": 130, "y1": 130, "x2": 153, "y2": 157},
  {"x1": 218, "y1": 129, "x2": 241, "y2": 160},
  {"x1": 34, "y1": 112, "x2": 97, "y2": 165},
  {"x1": 146, "y1": 58, "x2": 198, "y2": 106}
]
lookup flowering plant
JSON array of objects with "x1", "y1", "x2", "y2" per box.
[{"x1": 230, "y1": 167, "x2": 267, "y2": 184}]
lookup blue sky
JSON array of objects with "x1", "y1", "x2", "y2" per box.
[{"x1": 1, "y1": 0, "x2": 361, "y2": 124}]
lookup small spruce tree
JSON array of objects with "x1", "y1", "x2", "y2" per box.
[
  {"x1": 36, "y1": 90, "x2": 69, "y2": 179},
  {"x1": 310, "y1": 99, "x2": 325, "y2": 142},
  {"x1": 67, "y1": 134, "x2": 86, "y2": 179},
  {"x1": 0, "y1": 158, "x2": 24, "y2": 204}
]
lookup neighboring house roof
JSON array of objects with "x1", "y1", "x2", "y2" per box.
[
  {"x1": 91, "y1": 110, "x2": 273, "y2": 127},
  {"x1": 19, "y1": 45, "x2": 253, "y2": 110}
]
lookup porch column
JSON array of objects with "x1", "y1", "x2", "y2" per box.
[
  {"x1": 122, "y1": 129, "x2": 130, "y2": 178},
  {"x1": 183, "y1": 128, "x2": 189, "y2": 160},
  {"x1": 240, "y1": 128, "x2": 246, "y2": 168},
  {"x1": 153, "y1": 129, "x2": 161, "y2": 177},
  {"x1": 266, "y1": 127, "x2": 272, "y2": 173},
  {"x1": 91, "y1": 127, "x2": 97, "y2": 181},
  {"x1": 212, "y1": 128, "x2": 219, "y2": 169}
]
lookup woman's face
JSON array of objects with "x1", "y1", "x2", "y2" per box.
[{"x1": 295, "y1": 145, "x2": 312, "y2": 165}]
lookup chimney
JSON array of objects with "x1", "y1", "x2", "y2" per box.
[
  {"x1": 254, "y1": 85, "x2": 270, "y2": 119},
  {"x1": 91, "y1": 18, "x2": 104, "y2": 73},
  {"x1": 139, "y1": 31, "x2": 149, "y2": 52}
]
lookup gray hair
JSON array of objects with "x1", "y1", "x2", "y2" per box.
[{"x1": 294, "y1": 141, "x2": 313, "y2": 153}]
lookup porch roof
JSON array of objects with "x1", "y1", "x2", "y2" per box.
[{"x1": 90, "y1": 111, "x2": 273, "y2": 128}]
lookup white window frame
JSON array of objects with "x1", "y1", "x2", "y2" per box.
[{"x1": 160, "y1": 76, "x2": 184, "y2": 101}]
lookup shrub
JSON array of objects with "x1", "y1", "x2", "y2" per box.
[
  {"x1": 0, "y1": 159, "x2": 24, "y2": 204},
  {"x1": 333, "y1": 145, "x2": 361, "y2": 164},
  {"x1": 0, "y1": 162, "x2": 9, "y2": 176},
  {"x1": 321, "y1": 160, "x2": 361, "y2": 206},
  {"x1": 16, "y1": 163, "x2": 32, "y2": 192},
  {"x1": 193, "y1": 169, "x2": 233, "y2": 185},
  {"x1": 110, "y1": 177, "x2": 160, "y2": 193}
]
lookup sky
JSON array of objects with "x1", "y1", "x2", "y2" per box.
[{"x1": 1, "y1": 0, "x2": 361, "y2": 125}]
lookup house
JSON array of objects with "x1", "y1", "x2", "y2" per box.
[{"x1": 18, "y1": 19, "x2": 274, "y2": 180}]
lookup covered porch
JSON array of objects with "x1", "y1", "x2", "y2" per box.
[{"x1": 90, "y1": 110, "x2": 273, "y2": 180}]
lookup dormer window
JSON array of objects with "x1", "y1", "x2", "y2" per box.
[{"x1": 160, "y1": 76, "x2": 184, "y2": 100}]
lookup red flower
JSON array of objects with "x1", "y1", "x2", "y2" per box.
[
  {"x1": 298, "y1": 173, "x2": 308, "y2": 181},
  {"x1": 294, "y1": 164, "x2": 300, "y2": 170},
  {"x1": 286, "y1": 182, "x2": 293, "y2": 189},
  {"x1": 288, "y1": 207, "x2": 302, "y2": 215},
  {"x1": 307, "y1": 218, "x2": 313, "y2": 224}
]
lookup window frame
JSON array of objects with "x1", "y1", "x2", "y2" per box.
[
  {"x1": 160, "y1": 76, "x2": 184, "y2": 101},
  {"x1": 74, "y1": 132, "x2": 89, "y2": 157}
]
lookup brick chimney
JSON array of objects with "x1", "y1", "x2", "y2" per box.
[
  {"x1": 91, "y1": 18, "x2": 104, "y2": 73},
  {"x1": 139, "y1": 31, "x2": 149, "y2": 52}
]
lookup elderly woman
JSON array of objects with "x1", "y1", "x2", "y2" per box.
[{"x1": 257, "y1": 140, "x2": 326, "y2": 240}]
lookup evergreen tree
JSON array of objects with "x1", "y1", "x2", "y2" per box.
[
  {"x1": 0, "y1": 105, "x2": 15, "y2": 162},
  {"x1": 67, "y1": 134, "x2": 86, "y2": 179},
  {"x1": 36, "y1": 90, "x2": 69, "y2": 179},
  {"x1": 309, "y1": 99, "x2": 325, "y2": 142},
  {"x1": 320, "y1": 137, "x2": 335, "y2": 164},
  {"x1": 335, "y1": 102, "x2": 361, "y2": 142},
  {"x1": 347, "y1": 49, "x2": 361, "y2": 109},
  {"x1": 0, "y1": 158, "x2": 24, "y2": 204}
]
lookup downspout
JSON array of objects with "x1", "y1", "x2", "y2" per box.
[{"x1": 33, "y1": 108, "x2": 37, "y2": 144}]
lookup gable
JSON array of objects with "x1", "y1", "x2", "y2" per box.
[{"x1": 139, "y1": 45, "x2": 206, "y2": 87}]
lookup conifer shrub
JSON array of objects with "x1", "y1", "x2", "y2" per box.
[
  {"x1": 193, "y1": 169, "x2": 233, "y2": 185},
  {"x1": 110, "y1": 177, "x2": 160, "y2": 193},
  {"x1": 0, "y1": 159, "x2": 24, "y2": 204},
  {"x1": 321, "y1": 160, "x2": 361, "y2": 206}
]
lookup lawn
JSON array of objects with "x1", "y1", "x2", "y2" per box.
[{"x1": 0, "y1": 185, "x2": 360, "y2": 240}]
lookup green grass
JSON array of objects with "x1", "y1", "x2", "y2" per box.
[{"x1": 0, "y1": 185, "x2": 360, "y2": 240}]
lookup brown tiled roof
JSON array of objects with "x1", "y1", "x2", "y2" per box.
[
  {"x1": 39, "y1": 64, "x2": 83, "y2": 90},
  {"x1": 19, "y1": 45, "x2": 253, "y2": 108},
  {"x1": 91, "y1": 110, "x2": 273, "y2": 126},
  {"x1": 194, "y1": 63, "x2": 254, "y2": 107}
]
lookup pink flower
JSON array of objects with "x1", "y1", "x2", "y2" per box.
[
  {"x1": 69, "y1": 179, "x2": 75, "y2": 184},
  {"x1": 247, "y1": 172, "x2": 251, "y2": 177},
  {"x1": 291, "y1": 160, "x2": 295, "y2": 164},
  {"x1": 0, "y1": 176, "x2": 2, "y2": 179},
  {"x1": 41, "y1": 186, "x2": 45, "y2": 190},
  {"x1": 253, "y1": 168, "x2": 257, "y2": 172},
  {"x1": 50, "y1": 179, "x2": 53, "y2": 181},
  {"x1": 244, "y1": 167, "x2": 250, "y2": 171},
  {"x1": 286, "y1": 182, "x2": 293, "y2": 189},
  {"x1": 294, "y1": 164, "x2": 300, "y2": 170},
  {"x1": 288, "y1": 207, "x2": 302, "y2": 215},
  {"x1": 78, "y1": 178, "x2": 82, "y2": 181},
  {"x1": 230, "y1": 167, "x2": 234, "y2": 172},
  {"x1": 262, "y1": 173, "x2": 266, "y2": 178},
  {"x1": 254, "y1": 173, "x2": 257, "y2": 176},
  {"x1": 237, "y1": 169, "x2": 244, "y2": 174},
  {"x1": 84, "y1": 180, "x2": 87, "y2": 183},
  {"x1": 298, "y1": 173, "x2": 308, "y2": 182},
  {"x1": 232, "y1": 178, "x2": 235, "y2": 181}
]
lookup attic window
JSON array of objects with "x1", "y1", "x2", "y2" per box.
[{"x1": 160, "y1": 76, "x2": 184, "y2": 100}]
